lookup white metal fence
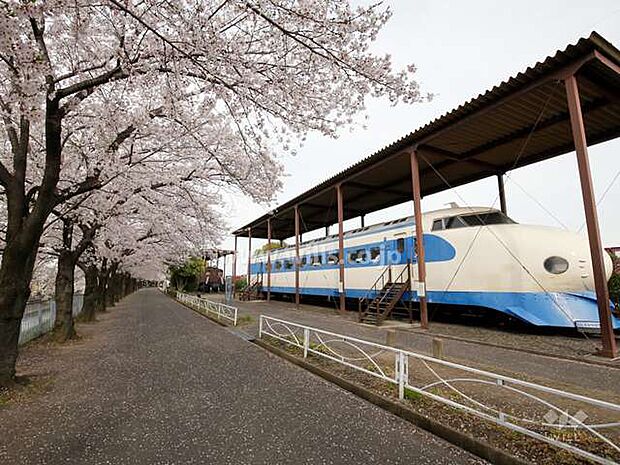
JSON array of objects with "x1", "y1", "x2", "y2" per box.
[
  {"x1": 259, "y1": 315, "x2": 620, "y2": 465},
  {"x1": 20, "y1": 294, "x2": 84, "y2": 345},
  {"x1": 176, "y1": 292, "x2": 238, "y2": 326}
]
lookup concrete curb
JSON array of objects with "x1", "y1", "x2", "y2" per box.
[
  {"x1": 254, "y1": 338, "x2": 531, "y2": 465},
  {"x1": 401, "y1": 328, "x2": 620, "y2": 370}
]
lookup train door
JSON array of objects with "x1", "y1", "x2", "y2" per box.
[{"x1": 391, "y1": 233, "x2": 408, "y2": 266}]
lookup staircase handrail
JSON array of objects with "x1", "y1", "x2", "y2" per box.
[{"x1": 358, "y1": 264, "x2": 392, "y2": 318}]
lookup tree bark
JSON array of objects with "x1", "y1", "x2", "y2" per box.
[
  {"x1": 106, "y1": 262, "x2": 119, "y2": 307},
  {"x1": 0, "y1": 241, "x2": 38, "y2": 385},
  {"x1": 54, "y1": 251, "x2": 76, "y2": 341},
  {"x1": 78, "y1": 263, "x2": 98, "y2": 322},
  {"x1": 0, "y1": 99, "x2": 62, "y2": 384},
  {"x1": 96, "y1": 259, "x2": 108, "y2": 312}
]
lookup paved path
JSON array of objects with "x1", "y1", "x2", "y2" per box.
[
  {"x1": 0, "y1": 289, "x2": 483, "y2": 465},
  {"x1": 220, "y1": 297, "x2": 620, "y2": 402}
]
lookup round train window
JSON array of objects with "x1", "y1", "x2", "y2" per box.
[{"x1": 544, "y1": 256, "x2": 569, "y2": 274}]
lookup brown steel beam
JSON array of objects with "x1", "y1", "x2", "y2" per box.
[
  {"x1": 579, "y1": 72, "x2": 620, "y2": 102},
  {"x1": 593, "y1": 50, "x2": 620, "y2": 76},
  {"x1": 346, "y1": 92, "x2": 613, "y2": 209},
  {"x1": 418, "y1": 145, "x2": 499, "y2": 171},
  {"x1": 232, "y1": 236, "x2": 238, "y2": 297},
  {"x1": 347, "y1": 181, "x2": 406, "y2": 197},
  {"x1": 304, "y1": 201, "x2": 366, "y2": 217},
  {"x1": 565, "y1": 75, "x2": 617, "y2": 358},
  {"x1": 419, "y1": 53, "x2": 598, "y2": 147},
  {"x1": 455, "y1": 96, "x2": 609, "y2": 162},
  {"x1": 337, "y1": 184, "x2": 346, "y2": 313},
  {"x1": 294, "y1": 205, "x2": 300, "y2": 307},
  {"x1": 267, "y1": 218, "x2": 271, "y2": 302},
  {"x1": 410, "y1": 149, "x2": 428, "y2": 329},
  {"x1": 497, "y1": 174, "x2": 507, "y2": 215}
]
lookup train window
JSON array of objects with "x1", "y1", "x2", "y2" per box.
[
  {"x1": 311, "y1": 255, "x2": 323, "y2": 266},
  {"x1": 327, "y1": 252, "x2": 339, "y2": 265},
  {"x1": 462, "y1": 212, "x2": 516, "y2": 226},
  {"x1": 369, "y1": 247, "x2": 381, "y2": 262},
  {"x1": 284, "y1": 260, "x2": 293, "y2": 270},
  {"x1": 396, "y1": 238, "x2": 405, "y2": 254},
  {"x1": 432, "y1": 219, "x2": 444, "y2": 231},
  {"x1": 442, "y1": 212, "x2": 517, "y2": 229},
  {"x1": 445, "y1": 216, "x2": 468, "y2": 229},
  {"x1": 274, "y1": 261, "x2": 282, "y2": 271},
  {"x1": 348, "y1": 248, "x2": 367, "y2": 264},
  {"x1": 301, "y1": 257, "x2": 307, "y2": 267}
]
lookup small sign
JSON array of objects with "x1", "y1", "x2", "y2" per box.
[{"x1": 417, "y1": 281, "x2": 426, "y2": 298}]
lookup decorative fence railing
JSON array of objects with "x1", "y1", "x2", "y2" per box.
[
  {"x1": 259, "y1": 315, "x2": 620, "y2": 465},
  {"x1": 20, "y1": 294, "x2": 84, "y2": 345},
  {"x1": 176, "y1": 292, "x2": 238, "y2": 326}
]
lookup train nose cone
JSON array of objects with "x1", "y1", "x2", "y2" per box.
[{"x1": 488, "y1": 224, "x2": 598, "y2": 293}]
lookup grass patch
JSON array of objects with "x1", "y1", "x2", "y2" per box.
[
  {"x1": 236, "y1": 315, "x2": 253, "y2": 325},
  {"x1": 404, "y1": 387, "x2": 422, "y2": 401}
]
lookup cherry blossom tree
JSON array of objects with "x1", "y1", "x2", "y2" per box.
[{"x1": 0, "y1": 0, "x2": 423, "y2": 384}]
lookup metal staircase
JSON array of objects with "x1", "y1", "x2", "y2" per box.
[
  {"x1": 239, "y1": 279, "x2": 262, "y2": 301},
  {"x1": 358, "y1": 263, "x2": 411, "y2": 325}
]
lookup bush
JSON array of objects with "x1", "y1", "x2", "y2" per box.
[
  {"x1": 234, "y1": 278, "x2": 247, "y2": 291},
  {"x1": 609, "y1": 273, "x2": 620, "y2": 308}
]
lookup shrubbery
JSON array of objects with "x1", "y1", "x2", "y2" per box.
[{"x1": 609, "y1": 273, "x2": 620, "y2": 309}]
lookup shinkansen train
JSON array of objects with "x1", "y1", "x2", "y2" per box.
[{"x1": 250, "y1": 206, "x2": 620, "y2": 330}]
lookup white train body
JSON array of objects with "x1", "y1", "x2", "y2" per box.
[{"x1": 250, "y1": 206, "x2": 618, "y2": 329}]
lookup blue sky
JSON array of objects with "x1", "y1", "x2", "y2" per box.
[{"x1": 220, "y1": 0, "x2": 620, "y2": 272}]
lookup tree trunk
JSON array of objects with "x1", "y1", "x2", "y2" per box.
[
  {"x1": 0, "y1": 241, "x2": 38, "y2": 385},
  {"x1": 54, "y1": 251, "x2": 76, "y2": 342},
  {"x1": 96, "y1": 260, "x2": 108, "y2": 312},
  {"x1": 106, "y1": 262, "x2": 119, "y2": 307},
  {"x1": 79, "y1": 264, "x2": 98, "y2": 322},
  {"x1": 0, "y1": 87, "x2": 64, "y2": 384}
]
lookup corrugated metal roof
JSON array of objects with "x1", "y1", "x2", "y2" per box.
[{"x1": 234, "y1": 32, "x2": 620, "y2": 240}]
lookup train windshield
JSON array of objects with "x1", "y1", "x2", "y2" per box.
[{"x1": 432, "y1": 212, "x2": 516, "y2": 231}]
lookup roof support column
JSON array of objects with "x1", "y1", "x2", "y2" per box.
[
  {"x1": 410, "y1": 149, "x2": 428, "y2": 329},
  {"x1": 497, "y1": 174, "x2": 507, "y2": 215},
  {"x1": 247, "y1": 227, "x2": 252, "y2": 286},
  {"x1": 267, "y1": 218, "x2": 272, "y2": 302},
  {"x1": 360, "y1": 215, "x2": 365, "y2": 228},
  {"x1": 232, "y1": 236, "x2": 237, "y2": 298},
  {"x1": 337, "y1": 184, "x2": 346, "y2": 314},
  {"x1": 294, "y1": 205, "x2": 300, "y2": 308},
  {"x1": 565, "y1": 75, "x2": 616, "y2": 358}
]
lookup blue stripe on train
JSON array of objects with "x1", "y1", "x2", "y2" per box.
[
  {"x1": 250, "y1": 234, "x2": 456, "y2": 274},
  {"x1": 264, "y1": 285, "x2": 620, "y2": 329}
]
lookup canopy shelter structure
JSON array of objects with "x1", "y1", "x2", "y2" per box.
[
  {"x1": 233, "y1": 32, "x2": 620, "y2": 357},
  {"x1": 202, "y1": 248, "x2": 234, "y2": 278}
]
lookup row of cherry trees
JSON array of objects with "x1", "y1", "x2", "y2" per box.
[{"x1": 0, "y1": 0, "x2": 423, "y2": 385}]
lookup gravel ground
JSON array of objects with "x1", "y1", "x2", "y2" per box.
[
  {"x1": 210, "y1": 296, "x2": 620, "y2": 401},
  {"x1": 0, "y1": 289, "x2": 485, "y2": 465}
]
